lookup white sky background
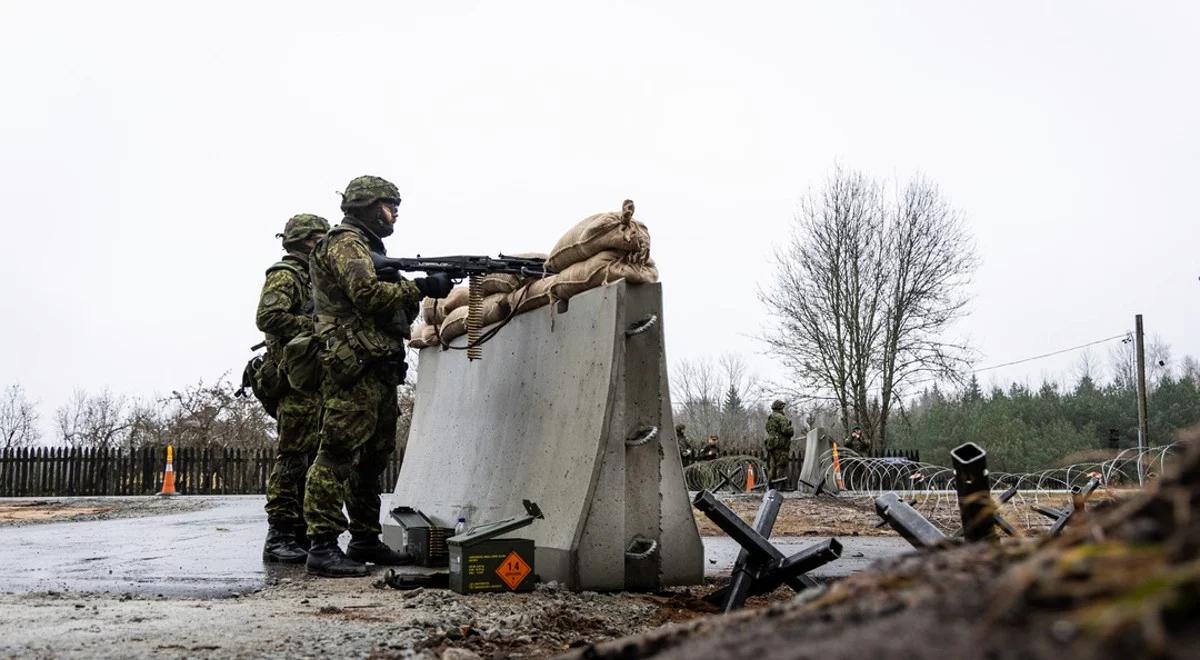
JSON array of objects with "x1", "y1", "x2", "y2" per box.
[{"x1": 0, "y1": 1, "x2": 1197, "y2": 439}]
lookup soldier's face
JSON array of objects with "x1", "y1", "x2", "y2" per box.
[
  {"x1": 379, "y1": 201, "x2": 399, "y2": 228},
  {"x1": 302, "y1": 233, "x2": 321, "y2": 254}
]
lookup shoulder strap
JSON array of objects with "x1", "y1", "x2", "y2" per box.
[{"x1": 265, "y1": 260, "x2": 304, "y2": 278}]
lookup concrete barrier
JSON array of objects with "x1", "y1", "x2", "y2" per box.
[
  {"x1": 798, "y1": 427, "x2": 838, "y2": 494},
  {"x1": 384, "y1": 280, "x2": 704, "y2": 590}
]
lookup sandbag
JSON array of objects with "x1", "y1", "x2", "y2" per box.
[
  {"x1": 442, "y1": 286, "x2": 471, "y2": 314},
  {"x1": 437, "y1": 294, "x2": 512, "y2": 342},
  {"x1": 507, "y1": 276, "x2": 557, "y2": 315},
  {"x1": 407, "y1": 323, "x2": 438, "y2": 349},
  {"x1": 478, "y1": 252, "x2": 548, "y2": 295},
  {"x1": 550, "y1": 251, "x2": 659, "y2": 301},
  {"x1": 478, "y1": 272, "x2": 520, "y2": 296},
  {"x1": 546, "y1": 200, "x2": 650, "y2": 272},
  {"x1": 421, "y1": 298, "x2": 447, "y2": 327}
]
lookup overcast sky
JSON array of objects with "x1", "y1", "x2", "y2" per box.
[{"x1": 1, "y1": 1, "x2": 1196, "y2": 438}]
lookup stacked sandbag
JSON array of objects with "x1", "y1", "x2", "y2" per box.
[
  {"x1": 410, "y1": 292, "x2": 513, "y2": 347},
  {"x1": 407, "y1": 323, "x2": 439, "y2": 349},
  {"x1": 545, "y1": 199, "x2": 649, "y2": 272},
  {"x1": 408, "y1": 201, "x2": 657, "y2": 350},
  {"x1": 550, "y1": 250, "x2": 658, "y2": 300}
]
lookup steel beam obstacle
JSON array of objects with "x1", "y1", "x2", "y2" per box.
[{"x1": 694, "y1": 489, "x2": 841, "y2": 612}]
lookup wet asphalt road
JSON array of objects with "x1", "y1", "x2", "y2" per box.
[{"x1": 0, "y1": 496, "x2": 912, "y2": 597}]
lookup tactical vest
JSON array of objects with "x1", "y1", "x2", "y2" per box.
[
  {"x1": 310, "y1": 223, "x2": 407, "y2": 384},
  {"x1": 310, "y1": 224, "x2": 363, "y2": 334},
  {"x1": 262, "y1": 257, "x2": 312, "y2": 351}
]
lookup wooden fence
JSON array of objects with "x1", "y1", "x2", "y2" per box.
[
  {"x1": 2, "y1": 444, "x2": 916, "y2": 497},
  {"x1": 0, "y1": 447, "x2": 404, "y2": 497}
]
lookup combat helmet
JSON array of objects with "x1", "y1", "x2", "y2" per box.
[
  {"x1": 771, "y1": 399, "x2": 786, "y2": 411},
  {"x1": 277, "y1": 213, "x2": 330, "y2": 247},
  {"x1": 340, "y1": 175, "x2": 401, "y2": 213}
]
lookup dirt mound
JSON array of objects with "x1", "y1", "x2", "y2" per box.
[{"x1": 573, "y1": 429, "x2": 1200, "y2": 660}]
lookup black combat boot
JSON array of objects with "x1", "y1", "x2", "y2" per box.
[
  {"x1": 305, "y1": 537, "x2": 368, "y2": 578},
  {"x1": 292, "y1": 527, "x2": 311, "y2": 551},
  {"x1": 346, "y1": 532, "x2": 413, "y2": 566},
  {"x1": 262, "y1": 526, "x2": 308, "y2": 564}
]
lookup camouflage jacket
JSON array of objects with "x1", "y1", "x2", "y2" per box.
[
  {"x1": 845, "y1": 435, "x2": 871, "y2": 454},
  {"x1": 765, "y1": 411, "x2": 794, "y2": 449},
  {"x1": 310, "y1": 218, "x2": 421, "y2": 349},
  {"x1": 256, "y1": 253, "x2": 314, "y2": 352}
]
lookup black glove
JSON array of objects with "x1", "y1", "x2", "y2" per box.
[{"x1": 414, "y1": 272, "x2": 453, "y2": 299}]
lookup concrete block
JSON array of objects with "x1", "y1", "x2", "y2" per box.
[
  {"x1": 799, "y1": 427, "x2": 837, "y2": 494},
  {"x1": 385, "y1": 280, "x2": 703, "y2": 590}
]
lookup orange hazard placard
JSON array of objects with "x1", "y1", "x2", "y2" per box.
[{"x1": 495, "y1": 550, "x2": 531, "y2": 590}]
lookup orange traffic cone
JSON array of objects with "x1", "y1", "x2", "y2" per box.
[
  {"x1": 157, "y1": 445, "x2": 177, "y2": 496},
  {"x1": 831, "y1": 442, "x2": 845, "y2": 490},
  {"x1": 745, "y1": 461, "x2": 756, "y2": 492}
]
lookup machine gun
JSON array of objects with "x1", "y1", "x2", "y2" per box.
[
  {"x1": 369, "y1": 253, "x2": 552, "y2": 283},
  {"x1": 369, "y1": 253, "x2": 555, "y2": 360}
]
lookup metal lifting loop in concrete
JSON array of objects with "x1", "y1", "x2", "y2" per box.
[
  {"x1": 625, "y1": 536, "x2": 658, "y2": 560},
  {"x1": 625, "y1": 426, "x2": 659, "y2": 447},
  {"x1": 625, "y1": 314, "x2": 657, "y2": 337}
]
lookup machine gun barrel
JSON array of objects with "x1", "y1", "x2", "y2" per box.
[{"x1": 369, "y1": 253, "x2": 553, "y2": 282}]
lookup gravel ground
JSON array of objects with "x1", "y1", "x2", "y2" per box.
[
  {"x1": 0, "y1": 496, "x2": 215, "y2": 526},
  {"x1": 0, "y1": 572, "x2": 718, "y2": 659},
  {"x1": 2, "y1": 488, "x2": 1131, "y2": 658}
]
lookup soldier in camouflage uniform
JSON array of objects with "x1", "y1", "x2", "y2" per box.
[
  {"x1": 303, "y1": 175, "x2": 453, "y2": 577},
  {"x1": 676, "y1": 423, "x2": 693, "y2": 462},
  {"x1": 764, "y1": 400, "x2": 794, "y2": 486},
  {"x1": 844, "y1": 425, "x2": 870, "y2": 454},
  {"x1": 257, "y1": 213, "x2": 329, "y2": 563}
]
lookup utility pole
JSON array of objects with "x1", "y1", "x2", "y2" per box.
[{"x1": 1134, "y1": 314, "x2": 1149, "y2": 486}]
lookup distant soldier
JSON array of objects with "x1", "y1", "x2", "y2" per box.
[
  {"x1": 844, "y1": 425, "x2": 870, "y2": 454},
  {"x1": 764, "y1": 400, "x2": 794, "y2": 485},
  {"x1": 676, "y1": 423, "x2": 693, "y2": 461},
  {"x1": 257, "y1": 213, "x2": 329, "y2": 563},
  {"x1": 303, "y1": 175, "x2": 453, "y2": 577},
  {"x1": 698, "y1": 434, "x2": 721, "y2": 461}
]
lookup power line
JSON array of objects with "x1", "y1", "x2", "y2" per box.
[{"x1": 971, "y1": 333, "x2": 1129, "y2": 374}]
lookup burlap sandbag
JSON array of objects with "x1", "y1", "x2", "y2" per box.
[
  {"x1": 507, "y1": 276, "x2": 557, "y2": 315},
  {"x1": 550, "y1": 251, "x2": 659, "y2": 301},
  {"x1": 546, "y1": 200, "x2": 650, "y2": 272},
  {"x1": 479, "y1": 252, "x2": 549, "y2": 295},
  {"x1": 437, "y1": 293, "x2": 512, "y2": 342},
  {"x1": 478, "y1": 273, "x2": 520, "y2": 296},
  {"x1": 442, "y1": 286, "x2": 471, "y2": 313},
  {"x1": 421, "y1": 298, "x2": 446, "y2": 327},
  {"x1": 407, "y1": 323, "x2": 438, "y2": 349}
]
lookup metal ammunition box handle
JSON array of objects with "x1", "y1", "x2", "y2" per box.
[
  {"x1": 626, "y1": 426, "x2": 659, "y2": 447},
  {"x1": 625, "y1": 537, "x2": 658, "y2": 560},
  {"x1": 625, "y1": 314, "x2": 657, "y2": 337}
]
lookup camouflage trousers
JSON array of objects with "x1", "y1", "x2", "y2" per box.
[
  {"x1": 766, "y1": 446, "x2": 791, "y2": 484},
  {"x1": 304, "y1": 368, "x2": 398, "y2": 539},
  {"x1": 264, "y1": 389, "x2": 320, "y2": 530}
]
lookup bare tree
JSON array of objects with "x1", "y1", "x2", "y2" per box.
[
  {"x1": 1147, "y1": 335, "x2": 1173, "y2": 388},
  {"x1": 761, "y1": 166, "x2": 976, "y2": 446},
  {"x1": 1109, "y1": 337, "x2": 1136, "y2": 390},
  {"x1": 162, "y1": 376, "x2": 275, "y2": 450},
  {"x1": 1180, "y1": 355, "x2": 1200, "y2": 386},
  {"x1": 0, "y1": 383, "x2": 41, "y2": 450},
  {"x1": 671, "y1": 357, "x2": 722, "y2": 441},
  {"x1": 1075, "y1": 350, "x2": 1100, "y2": 385},
  {"x1": 672, "y1": 354, "x2": 772, "y2": 451},
  {"x1": 56, "y1": 388, "x2": 132, "y2": 449},
  {"x1": 875, "y1": 177, "x2": 977, "y2": 443}
]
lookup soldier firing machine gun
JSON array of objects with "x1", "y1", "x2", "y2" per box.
[{"x1": 369, "y1": 253, "x2": 554, "y2": 360}]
